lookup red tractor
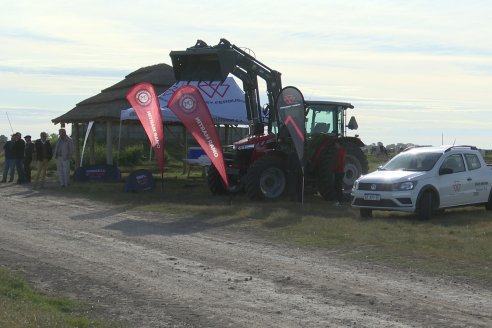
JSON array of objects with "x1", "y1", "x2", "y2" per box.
[{"x1": 170, "y1": 39, "x2": 368, "y2": 200}]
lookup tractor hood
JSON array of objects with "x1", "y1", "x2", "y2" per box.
[{"x1": 234, "y1": 134, "x2": 276, "y2": 151}]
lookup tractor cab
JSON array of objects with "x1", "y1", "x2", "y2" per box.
[{"x1": 305, "y1": 101, "x2": 356, "y2": 138}]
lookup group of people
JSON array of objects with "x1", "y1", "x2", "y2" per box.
[{"x1": 1, "y1": 128, "x2": 73, "y2": 188}]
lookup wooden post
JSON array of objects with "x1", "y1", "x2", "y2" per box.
[
  {"x1": 106, "y1": 121, "x2": 113, "y2": 165},
  {"x1": 72, "y1": 123, "x2": 80, "y2": 168},
  {"x1": 224, "y1": 124, "x2": 230, "y2": 144},
  {"x1": 183, "y1": 126, "x2": 188, "y2": 174},
  {"x1": 89, "y1": 123, "x2": 95, "y2": 165}
]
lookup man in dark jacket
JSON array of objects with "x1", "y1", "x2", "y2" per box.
[
  {"x1": 2, "y1": 135, "x2": 16, "y2": 182},
  {"x1": 33, "y1": 132, "x2": 53, "y2": 189},
  {"x1": 12, "y1": 132, "x2": 26, "y2": 184},
  {"x1": 24, "y1": 135, "x2": 34, "y2": 183}
]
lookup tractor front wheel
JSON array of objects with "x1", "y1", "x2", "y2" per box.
[
  {"x1": 207, "y1": 165, "x2": 228, "y2": 195},
  {"x1": 245, "y1": 155, "x2": 287, "y2": 200}
]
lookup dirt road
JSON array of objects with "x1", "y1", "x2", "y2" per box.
[{"x1": 1, "y1": 183, "x2": 491, "y2": 327}]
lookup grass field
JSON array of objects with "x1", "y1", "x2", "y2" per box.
[{"x1": 0, "y1": 267, "x2": 122, "y2": 328}]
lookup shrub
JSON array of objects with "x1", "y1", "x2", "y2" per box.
[
  {"x1": 79, "y1": 143, "x2": 145, "y2": 167},
  {"x1": 118, "y1": 144, "x2": 146, "y2": 166}
]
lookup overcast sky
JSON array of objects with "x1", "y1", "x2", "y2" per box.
[{"x1": 1, "y1": 0, "x2": 491, "y2": 148}]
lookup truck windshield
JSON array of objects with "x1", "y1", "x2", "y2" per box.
[{"x1": 382, "y1": 152, "x2": 442, "y2": 171}]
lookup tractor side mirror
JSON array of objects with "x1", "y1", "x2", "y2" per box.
[{"x1": 347, "y1": 116, "x2": 358, "y2": 130}]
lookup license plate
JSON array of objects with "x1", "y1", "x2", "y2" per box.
[{"x1": 364, "y1": 194, "x2": 380, "y2": 201}]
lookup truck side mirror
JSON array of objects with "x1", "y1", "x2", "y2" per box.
[{"x1": 347, "y1": 116, "x2": 358, "y2": 130}]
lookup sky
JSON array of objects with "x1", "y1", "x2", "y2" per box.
[{"x1": 1, "y1": 0, "x2": 491, "y2": 148}]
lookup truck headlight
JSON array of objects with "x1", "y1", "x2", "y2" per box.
[
  {"x1": 353, "y1": 180, "x2": 359, "y2": 190},
  {"x1": 395, "y1": 181, "x2": 416, "y2": 191}
]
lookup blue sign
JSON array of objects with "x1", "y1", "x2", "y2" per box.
[
  {"x1": 124, "y1": 169, "x2": 155, "y2": 192},
  {"x1": 74, "y1": 164, "x2": 121, "y2": 182}
]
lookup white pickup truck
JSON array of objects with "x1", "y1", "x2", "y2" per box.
[{"x1": 351, "y1": 145, "x2": 492, "y2": 219}]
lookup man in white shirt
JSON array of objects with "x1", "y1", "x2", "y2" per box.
[{"x1": 54, "y1": 128, "x2": 74, "y2": 187}]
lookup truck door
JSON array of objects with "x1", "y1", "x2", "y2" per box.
[
  {"x1": 438, "y1": 154, "x2": 471, "y2": 207},
  {"x1": 464, "y1": 153, "x2": 490, "y2": 203}
]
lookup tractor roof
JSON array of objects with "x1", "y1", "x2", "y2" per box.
[{"x1": 305, "y1": 100, "x2": 354, "y2": 109}]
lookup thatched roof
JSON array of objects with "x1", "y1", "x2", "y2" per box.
[{"x1": 52, "y1": 63, "x2": 176, "y2": 124}]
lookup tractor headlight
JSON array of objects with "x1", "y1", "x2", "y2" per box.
[{"x1": 236, "y1": 144, "x2": 255, "y2": 151}]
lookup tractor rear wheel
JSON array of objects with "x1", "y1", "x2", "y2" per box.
[
  {"x1": 343, "y1": 143, "x2": 369, "y2": 192},
  {"x1": 316, "y1": 145, "x2": 336, "y2": 200},
  {"x1": 245, "y1": 155, "x2": 287, "y2": 200},
  {"x1": 316, "y1": 142, "x2": 368, "y2": 200}
]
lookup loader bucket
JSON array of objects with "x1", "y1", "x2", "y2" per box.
[{"x1": 170, "y1": 48, "x2": 237, "y2": 82}]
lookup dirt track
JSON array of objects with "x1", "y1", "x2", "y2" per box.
[{"x1": 1, "y1": 182, "x2": 491, "y2": 327}]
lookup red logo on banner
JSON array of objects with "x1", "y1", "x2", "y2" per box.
[
  {"x1": 168, "y1": 85, "x2": 229, "y2": 189},
  {"x1": 283, "y1": 94, "x2": 297, "y2": 105},
  {"x1": 179, "y1": 94, "x2": 198, "y2": 114},
  {"x1": 136, "y1": 89, "x2": 152, "y2": 106},
  {"x1": 284, "y1": 116, "x2": 305, "y2": 142}
]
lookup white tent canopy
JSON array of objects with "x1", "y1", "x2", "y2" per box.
[{"x1": 121, "y1": 77, "x2": 249, "y2": 125}]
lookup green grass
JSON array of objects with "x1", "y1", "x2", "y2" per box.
[
  {"x1": 0, "y1": 267, "x2": 123, "y2": 328},
  {"x1": 271, "y1": 207, "x2": 492, "y2": 281}
]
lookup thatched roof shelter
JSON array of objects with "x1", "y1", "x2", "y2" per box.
[
  {"x1": 51, "y1": 63, "x2": 176, "y2": 167},
  {"x1": 52, "y1": 63, "x2": 176, "y2": 124}
]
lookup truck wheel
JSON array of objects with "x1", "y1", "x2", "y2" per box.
[
  {"x1": 360, "y1": 208, "x2": 373, "y2": 218},
  {"x1": 207, "y1": 165, "x2": 228, "y2": 195},
  {"x1": 245, "y1": 155, "x2": 287, "y2": 200},
  {"x1": 344, "y1": 143, "x2": 369, "y2": 192},
  {"x1": 316, "y1": 146, "x2": 336, "y2": 200},
  {"x1": 485, "y1": 190, "x2": 492, "y2": 210},
  {"x1": 417, "y1": 191, "x2": 434, "y2": 220}
]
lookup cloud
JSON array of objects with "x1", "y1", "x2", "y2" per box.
[
  {"x1": 0, "y1": 105, "x2": 62, "y2": 117},
  {"x1": 0, "y1": 65, "x2": 128, "y2": 78},
  {"x1": 462, "y1": 64, "x2": 492, "y2": 77},
  {"x1": 0, "y1": 29, "x2": 72, "y2": 43},
  {"x1": 372, "y1": 43, "x2": 492, "y2": 57}
]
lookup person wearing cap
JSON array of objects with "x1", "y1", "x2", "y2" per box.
[
  {"x1": 33, "y1": 132, "x2": 53, "y2": 189},
  {"x1": 1, "y1": 134, "x2": 16, "y2": 183},
  {"x1": 24, "y1": 135, "x2": 35, "y2": 183},
  {"x1": 54, "y1": 128, "x2": 73, "y2": 187},
  {"x1": 12, "y1": 132, "x2": 26, "y2": 184}
]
